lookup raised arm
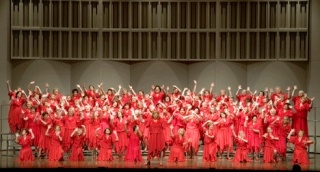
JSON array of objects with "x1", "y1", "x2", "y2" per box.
[
  {"x1": 227, "y1": 86, "x2": 232, "y2": 97},
  {"x1": 291, "y1": 85, "x2": 297, "y2": 98},
  {"x1": 6, "y1": 80, "x2": 12, "y2": 93},
  {"x1": 128, "y1": 85, "x2": 137, "y2": 96},
  {"x1": 45, "y1": 125, "x2": 51, "y2": 136},
  {"x1": 29, "y1": 129, "x2": 34, "y2": 140},
  {"x1": 28, "y1": 81, "x2": 35, "y2": 93},
  {"x1": 286, "y1": 86, "x2": 291, "y2": 99},
  {"x1": 193, "y1": 80, "x2": 197, "y2": 94},
  {"x1": 235, "y1": 85, "x2": 242, "y2": 96},
  {"x1": 70, "y1": 128, "x2": 78, "y2": 137},
  {"x1": 209, "y1": 82, "x2": 214, "y2": 94}
]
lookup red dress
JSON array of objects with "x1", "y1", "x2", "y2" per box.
[
  {"x1": 38, "y1": 118, "x2": 52, "y2": 151},
  {"x1": 17, "y1": 135, "x2": 34, "y2": 161},
  {"x1": 69, "y1": 134, "x2": 85, "y2": 161},
  {"x1": 247, "y1": 122, "x2": 262, "y2": 152},
  {"x1": 151, "y1": 91, "x2": 165, "y2": 105},
  {"x1": 47, "y1": 132, "x2": 64, "y2": 161},
  {"x1": 113, "y1": 118, "x2": 128, "y2": 154},
  {"x1": 124, "y1": 132, "x2": 143, "y2": 162},
  {"x1": 63, "y1": 116, "x2": 78, "y2": 151},
  {"x1": 185, "y1": 118, "x2": 200, "y2": 154},
  {"x1": 167, "y1": 135, "x2": 186, "y2": 162},
  {"x1": 145, "y1": 118, "x2": 166, "y2": 160},
  {"x1": 233, "y1": 138, "x2": 250, "y2": 163},
  {"x1": 263, "y1": 134, "x2": 278, "y2": 163},
  {"x1": 277, "y1": 123, "x2": 291, "y2": 158},
  {"x1": 202, "y1": 128, "x2": 218, "y2": 162},
  {"x1": 8, "y1": 97, "x2": 26, "y2": 133},
  {"x1": 97, "y1": 134, "x2": 115, "y2": 161},
  {"x1": 216, "y1": 118, "x2": 233, "y2": 151},
  {"x1": 292, "y1": 102, "x2": 311, "y2": 137},
  {"x1": 288, "y1": 136, "x2": 312, "y2": 164}
]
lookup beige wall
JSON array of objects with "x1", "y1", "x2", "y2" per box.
[
  {"x1": 70, "y1": 60, "x2": 130, "y2": 92},
  {"x1": 11, "y1": 60, "x2": 71, "y2": 95},
  {"x1": 130, "y1": 61, "x2": 188, "y2": 92}
]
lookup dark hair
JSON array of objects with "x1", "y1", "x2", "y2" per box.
[
  {"x1": 42, "y1": 112, "x2": 49, "y2": 117},
  {"x1": 15, "y1": 91, "x2": 22, "y2": 98},
  {"x1": 154, "y1": 85, "x2": 162, "y2": 92},
  {"x1": 259, "y1": 91, "x2": 265, "y2": 96},
  {"x1": 252, "y1": 115, "x2": 257, "y2": 119},
  {"x1": 133, "y1": 125, "x2": 138, "y2": 132},
  {"x1": 104, "y1": 128, "x2": 112, "y2": 134},
  {"x1": 220, "y1": 112, "x2": 226, "y2": 117},
  {"x1": 72, "y1": 89, "x2": 79, "y2": 94}
]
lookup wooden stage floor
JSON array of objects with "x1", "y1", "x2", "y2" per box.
[{"x1": 0, "y1": 152, "x2": 319, "y2": 171}]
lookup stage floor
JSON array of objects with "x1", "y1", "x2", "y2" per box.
[{"x1": 0, "y1": 152, "x2": 319, "y2": 171}]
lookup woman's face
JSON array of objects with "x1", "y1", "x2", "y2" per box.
[
  {"x1": 298, "y1": 130, "x2": 304, "y2": 137},
  {"x1": 105, "y1": 129, "x2": 111, "y2": 134},
  {"x1": 267, "y1": 127, "x2": 272, "y2": 133},
  {"x1": 89, "y1": 85, "x2": 94, "y2": 91},
  {"x1": 155, "y1": 87, "x2": 160, "y2": 93}
]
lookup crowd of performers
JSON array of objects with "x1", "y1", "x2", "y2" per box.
[{"x1": 6, "y1": 80, "x2": 314, "y2": 166}]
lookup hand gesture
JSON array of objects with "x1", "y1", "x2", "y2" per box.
[
  {"x1": 15, "y1": 133, "x2": 19, "y2": 137},
  {"x1": 76, "y1": 84, "x2": 80, "y2": 88},
  {"x1": 311, "y1": 97, "x2": 315, "y2": 101},
  {"x1": 28, "y1": 128, "x2": 32, "y2": 132},
  {"x1": 293, "y1": 85, "x2": 297, "y2": 90},
  {"x1": 247, "y1": 87, "x2": 250, "y2": 91},
  {"x1": 30, "y1": 81, "x2": 35, "y2": 85},
  {"x1": 45, "y1": 83, "x2": 49, "y2": 88},
  {"x1": 286, "y1": 87, "x2": 290, "y2": 91},
  {"x1": 118, "y1": 85, "x2": 122, "y2": 89},
  {"x1": 6, "y1": 80, "x2": 10, "y2": 84},
  {"x1": 227, "y1": 86, "x2": 231, "y2": 91},
  {"x1": 48, "y1": 125, "x2": 52, "y2": 129},
  {"x1": 238, "y1": 85, "x2": 242, "y2": 90},
  {"x1": 194, "y1": 80, "x2": 197, "y2": 84},
  {"x1": 169, "y1": 125, "x2": 174, "y2": 130},
  {"x1": 128, "y1": 85, "x2": 133, "y2": 89},
  {"x1": 211, "y1": 83, "x2": 214, "y2": 87},
  {"x1": 151, "y1": 85, "x2": 155, "y2": 90},
  {"x1": 265, "y1": 87, "x2": 268, "y2": 92}
]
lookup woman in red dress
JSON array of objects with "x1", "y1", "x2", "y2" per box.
[
  {"x1": 232, "y1": 129, "x2": 251, "y2": 163},
  {"x1": 69, "y1": 125, "x2": 86, "y2": 161},
  {"x1": 287, "y1": 129, "x2": 313, "y2": 164},
  {"x1": 202, "y1": 120, "x2": 218, "y2": 162},
  {"x1": 216, "y1": 112, "x2": 233, "y2": 159},
  {"x1": 62, "y1": 108, "x2": 79, "y2": 153},
  {"x1": 124, "y1": 125, "x2": 143, "y2": 162},
  {"x1": 167, "y1": 125, "x2": 188, "y2": 162},
  {"x1": 112, "y1": 111, "x2": 128, "y2": 159},
  {"x1": 277, "y1": 116, "x2": 292, "y2": 161},
  {"x1": 184, "y1": 111, "x2": 201, "y2": 159},
  {"x1": 150, "y1": 85, "x2": 165, "y2": 106},
  {"x1": 15, "y1": 128, "x2": 35, "y2": 161},
  {"x1": 292, "y1": 96, "x2": 314, "y2": 137},
  {"x1": 8, "y1": 90, "x2": 27, "y2": 133},
  {"x1": 45, "y1": 125, "x2": 64, "y2": 161},
  {"x1": 262, "y1": 127, "x2": 279, "y2": 163},
  {"x1": 37, "y1": 112, "x2": 52, "y2": 159},
  {"x1": 145, "y1": 111, "x2": 166, "y2": 166},
  {"x1": 246, "y1": 115, "x2": 262, "y2": 160},
  {"x1": 96, "y1": 128, "x2": 119, "y2": 161}
]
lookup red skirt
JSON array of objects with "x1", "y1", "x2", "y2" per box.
[
  {"x1": 18, "y1": 147, "x2": 34, "y2": 161},
  {"x1": 263, "y1": 146, "x2": 276, "y2": 163},
  {"x1": 202, "y1": 142, "x2": 217, "y2": 162},
  {"x1": 148, "y1": 132, "x2": 165, "y2": 158},
  {"x1": 124, "y1": 142, "x2": 142, "y2": 162},
  {"x1": 233, "y1": 148, "x2": 250, "y2": 163},
  {"x1": 114, "y1": 131, "x2": 128, "y2": 153},
  {"x1": 69, "y1": 147, "x2": 84, "y2": 161},
  {"x1": 167, "y1": 145, "x2": 186, "y2": 162},
  {"x1": 48, "y1": 145, "x2": 64, "y2": 161},
  {"x1": 97, "y1": 148, "x2": 113, "y2": 161}
]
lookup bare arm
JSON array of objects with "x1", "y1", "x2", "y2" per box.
[
  {"x1": 193, "y1": 80, "x2": 197, "y2": 94},
  {"x1": 6, "y1": 80, "x2": 12, "y2": 93}
]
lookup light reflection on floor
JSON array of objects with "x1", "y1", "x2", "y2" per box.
[{"x1": 0, "y1": 153, "x2": 318, "y2": 171}]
